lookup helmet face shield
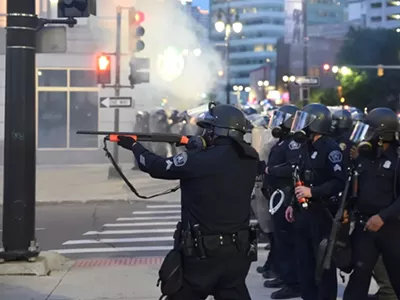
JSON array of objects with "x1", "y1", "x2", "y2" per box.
[
  {"x1": 349, "y1": 121, "x2": 375, "y2": 143},
  {"x1": 268, "y1": 111, "x2": 291, "y2": 129},
  {"x1": 290, "y1": 111, "x2": 316, "y2": 133}
]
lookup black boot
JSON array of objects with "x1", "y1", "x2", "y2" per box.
[
  {"x1": 262, "y1": 270, "x2": 277, "y2": 280},
  {"x1": 264, "y1": 278, "x2": 284, "y2": 288},
  {"x1": 271, "y1": 286, "x2": 301, "y2": 299}
]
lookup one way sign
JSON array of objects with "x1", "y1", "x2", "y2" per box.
[
  {"x1": 294, "y1": 76, "x2": 320, "y2": 87},
  {"x1": 99, "y1": 97, "x2": 133, "y2": 108}
]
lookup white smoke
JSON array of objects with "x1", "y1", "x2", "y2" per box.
[{"x1": 93, "y1": 0, "x2": 223, "y2": 111}]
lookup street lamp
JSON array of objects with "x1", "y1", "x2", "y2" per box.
[{"x1": 214, "y1": 6, "x2": 242, "y2": 105}]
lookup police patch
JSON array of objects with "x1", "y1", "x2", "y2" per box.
[
  {"x1": 289, "y1": 140, "x2": 301, "y2": 150},
  {"x1": 173, "y1": 152, "x2": 188, "y2": 167},
  {"x1": 339, "y1": 143, "x2": 347, "y2": 151},
  {"x1": 328, "y1": 150, "x2": 342, "y2": 163}
]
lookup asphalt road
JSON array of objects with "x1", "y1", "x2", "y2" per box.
[{"x1": 0, "y1": 201, "x2": 263, "y2": 260}]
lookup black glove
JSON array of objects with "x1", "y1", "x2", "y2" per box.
[
  {"x1": 117, "y1": 135, "x2": 136, "y2": 150},
  {"x1": 186, "y1": 136, "x2": 206, "y2": 150}
]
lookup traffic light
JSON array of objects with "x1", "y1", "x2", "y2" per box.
[
  {"x1": 377, "y1": 65, "x2": 384, "y2": 77},
  {"x1": 129, "y1": 9, "x2": 146, "y2": 53},
  {"x1": 57, "y1": 0, "x2": 96, "y2": 18},
  {"x1": 128, "y1": 57, "x2": 150, "y2": 87},
  {"x1": 96, "y1": 55, "x2": 111, "y2": 84}
]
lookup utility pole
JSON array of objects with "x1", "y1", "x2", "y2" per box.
[
  {"x1": 108, "y1": 6, "x2": 122, "y2": 179},
  {"x1": 0, "y1": 0, "x2": 39, "y2": 261},
  {"x1": 302, "y1": 0, "x2": 309, "y2": 106}
]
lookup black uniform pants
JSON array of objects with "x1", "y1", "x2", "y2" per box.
[
  {"x1": 272, "y1": 204, "x2": 299, "y2": 288},
  {"x1": 343, "y1": 220, "x2": 400, "y2": 300},
  {"x1": 294, "y1": 206, "x2": 337, "y2": 300},
  {"x1": 169, "y1": 245, "x2": 252, "y2": 300}
]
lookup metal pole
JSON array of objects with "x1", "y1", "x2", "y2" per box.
[
  {"x1": 226, "y1": 33, "x2": 230, "y2": 105},
  {"x1": 0, "y1": 0, "x2": 39, "y2": 262},
  {"x1": 108, "y1": 7, "x2": 122, "y2": 179},
  {"x1": 302, "y1": 0, "x2": 308, "y2": 106}
]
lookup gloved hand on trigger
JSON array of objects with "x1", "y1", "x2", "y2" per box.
[
  {"x1": 186, "y1": 136, "x2": 206, "y2": 150},
  {"x1": 117, "y1": 135, "x2": 137, "y2": 150}
]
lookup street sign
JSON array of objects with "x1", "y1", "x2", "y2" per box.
[
  {"x1": 294, "y1": 76, "x2": 320, "y2": 87},
  {"x1": 100, "y1": 97, "x2": 133, "y2": 108}
]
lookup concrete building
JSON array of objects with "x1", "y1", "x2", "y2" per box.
[
  {"x1": 347, "y1": 0, "x2": 400, "y2": 30},
  {"x1": 0, "y1": 0, "x2": 216, "y2": 164}
]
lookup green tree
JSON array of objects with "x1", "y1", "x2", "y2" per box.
[
  {"x1": 336, "y1": 27, "x2": 400, "y2": 110},
  {"x1": 310, "y1": 88, "x2": 340, "y2": 106}
]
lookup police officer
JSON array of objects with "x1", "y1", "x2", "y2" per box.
[
  {"x1": 331, "y1": 109, "x2": 353, "y2": 168},
  {"x1": 117, "y1": 104, "x2": 259, "y2": 300},
  {"x1": 285, "y1": 103, "x2": 346, "y2": 300},
  {"x1": 343, "y1": 107, "x2": 400, "y2": 299},
  {"x1": 262, "y1": 105, "x2": 302, "y2": 299}
]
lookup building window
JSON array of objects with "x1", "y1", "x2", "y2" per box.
[
  {"x1": 387, "y1": 1, "x2": 400, "y2": 7},
  {"x1": 254, "y1": 45, "x2": 264, "y2": 52},
  {"x1": 371, "y1": 16, "x2": 382, "y2": 21},
  {"x1": 37, "y1": 68, "x2": 99, "y2": 149},
  {"x1": 38, "y1": 91, "x2": 68, "y2": 148},
  {"x1": 387, "y1": 14, "x2": 400, "y2": 20},
  {"x1": 266, "y1": 44, "x2": 275, "y2": 51},
  {"x1": 38, "y1": 69, "x2": 67, "y2": 87},
  {"x1": 371, "y1": 2, "x2": 382, "y2": 8}
]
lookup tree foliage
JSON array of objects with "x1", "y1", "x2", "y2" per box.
[
  {"x1": 310, "y1": 88, "x2": 340, "y2": 106},
  {"x1": 336, "y1": 27, "x2": 400, "y2": 110}
]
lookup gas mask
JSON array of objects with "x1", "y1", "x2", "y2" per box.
[
  {"x1": 349, "y1": 121, "x2": 383, "y2": 157},
  {"x1": 290, "y1": 110, "x2": 316, "y2": 144},
  {"x1": 268, "y1": 111, "x2": 291, "y2": 139}
]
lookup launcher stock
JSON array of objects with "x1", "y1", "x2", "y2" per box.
[{"x1": 76, "y1": 130, "x2": 190, "y2": 145}]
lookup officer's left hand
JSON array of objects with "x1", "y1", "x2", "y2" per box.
[
  {"x1": 117, "y1": 135, "x2": 137, "y2": 150},
  {"x1": 364, "y1": 215, "x2": 384, "y2": 232},
  {"x1": 295, "y1": 186, "x2": 312, "y2": 199}
]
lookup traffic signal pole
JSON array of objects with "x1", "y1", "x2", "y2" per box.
[
  {"x1": 108, "y1": 6, "x2": 122, "y2": 179},
  {"x1": 0, "y1": 0, "x2": 39, "y2": 261}
]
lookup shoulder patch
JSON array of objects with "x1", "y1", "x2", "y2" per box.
[
  {"x1": 173, "y1": 152, "x2": 188, "y2": 167},
  {"x1": 288, "y1": 140, "x2": 301, "y2": 150},
  {"x1": 339, "y1": 143, "x2": 346, "y2": 151},
  {"x1": 328, "y1": 150, "x2": 342, "y2": 163}
]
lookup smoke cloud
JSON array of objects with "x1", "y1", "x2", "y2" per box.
[{"x1": 93, "y1": 0, "x2": 223, "y2": 111}]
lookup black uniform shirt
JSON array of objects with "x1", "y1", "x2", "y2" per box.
[
  {"x1": 301, "y1": 135, "x2": 346, "y2": 200},
  {"x1": 334, "y1": 131, "x2": 352, "y2": 169},
  {"x1": 131, "y1": 137, "x2": 259, "y2": 234},
  {"x1": 266, "y1": 138, "x2": 302, "y2": 189},
  {"x1": 356, "y1": 143, "x2": 400, "y2": 221}
]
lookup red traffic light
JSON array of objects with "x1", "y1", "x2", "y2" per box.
[
  {"x1": 323, "y1": 64, "x2": 330, "y2": 71},
  {"x1": 97, "y1": 55, "x2": 110, "y2": 71},
  {"x1": 134, "y1": 11, "x2": 145, "y2": 24}
]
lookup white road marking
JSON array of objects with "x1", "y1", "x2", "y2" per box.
[
  {"x1": 52, "y1": 243, "x2": 269, "y2": 254},
  {"x1": 132, "y1": 210, "x2": 180, "y2": 215},
  {"x1": 104, "y1": 222, "x2": 178, "y2": 227},
  {"x1": 117, "y1": 216, "x2": 180, "y2": 221},
  {"x1": 0, "y1": 228, "x2": 45, "y2": 232},
  {"x1": 146, "y1": 204, "x2": 180, "y2": 209},
  {"x1": 62, "y1": 236, "x2": 173, "y2": 245},
  {"x1": 83, "y1": 228, "x2": 175, "y2": 235}
]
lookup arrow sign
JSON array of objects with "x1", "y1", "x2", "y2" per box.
[
  {"x1": 294, "y1": 76, "x2": 320, "y2": 87},
  {"x1": 99, "y1": 97, "x2": 133, "y2": 108}
]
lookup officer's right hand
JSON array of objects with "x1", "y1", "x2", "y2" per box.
[
  {"x1": 285, "y1": 206, "x2": 295, "y2": 223},
  {"x1": 350, "y1": 145, "x2": 359, "y2": 160}
]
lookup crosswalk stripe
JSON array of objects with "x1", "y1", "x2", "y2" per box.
[
  {"x1": 104, "y1": 222, "x2": 178, "y2": 227},
  {"x1": 133, "y1": 210, "x2": 180, "y2": 215},
  {"x1": 117, "y1": 216, "x2": 180, "y2": 221},
  {"x1": 83, "y1": 229, "x2": 176, "y2": 235},
  {"x1": 146, "y1": 205, "x2": 180, "y2": 209},
  {"x1": 62, "y1": 236, "x2": 173, "y2": 245},
  {"x1": 52, "y1": 243, "x2": 269, "y2": 254}
]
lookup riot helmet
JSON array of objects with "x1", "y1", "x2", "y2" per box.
[
  {"x1": 268, "y1": 105, "x2": 299, "y2": 138},
  {"x1": 332, "y1": 109, "x2": 353, "y2": 131},
  {"x1": 291, "y1": 103, "x2": 332, "y2": 143},
  {"x1": 350, "y1": 107, "x2": 399, "y2": 154},
  {"x1": 196, "y1": 102, "x2": 248, "y2": 145}
]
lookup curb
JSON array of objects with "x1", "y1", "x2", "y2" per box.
[
  {"x1": 0, "y1": 198, "x2": 180, "y2": 206},
  {"x1": 73, "y1": 256, "x2": 164, "y2": 268}
]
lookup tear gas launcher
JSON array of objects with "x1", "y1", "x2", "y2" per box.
[{"x1": 76, "y1": 130, "x2": 192, "y2": 199}]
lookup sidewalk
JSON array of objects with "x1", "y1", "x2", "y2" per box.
[
  {"x1": 0, "y1": 164, "x2": 181, "y2": 204},
  {"x1": 0, "y1": 252, "x2": 379, "y2": 300}
]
